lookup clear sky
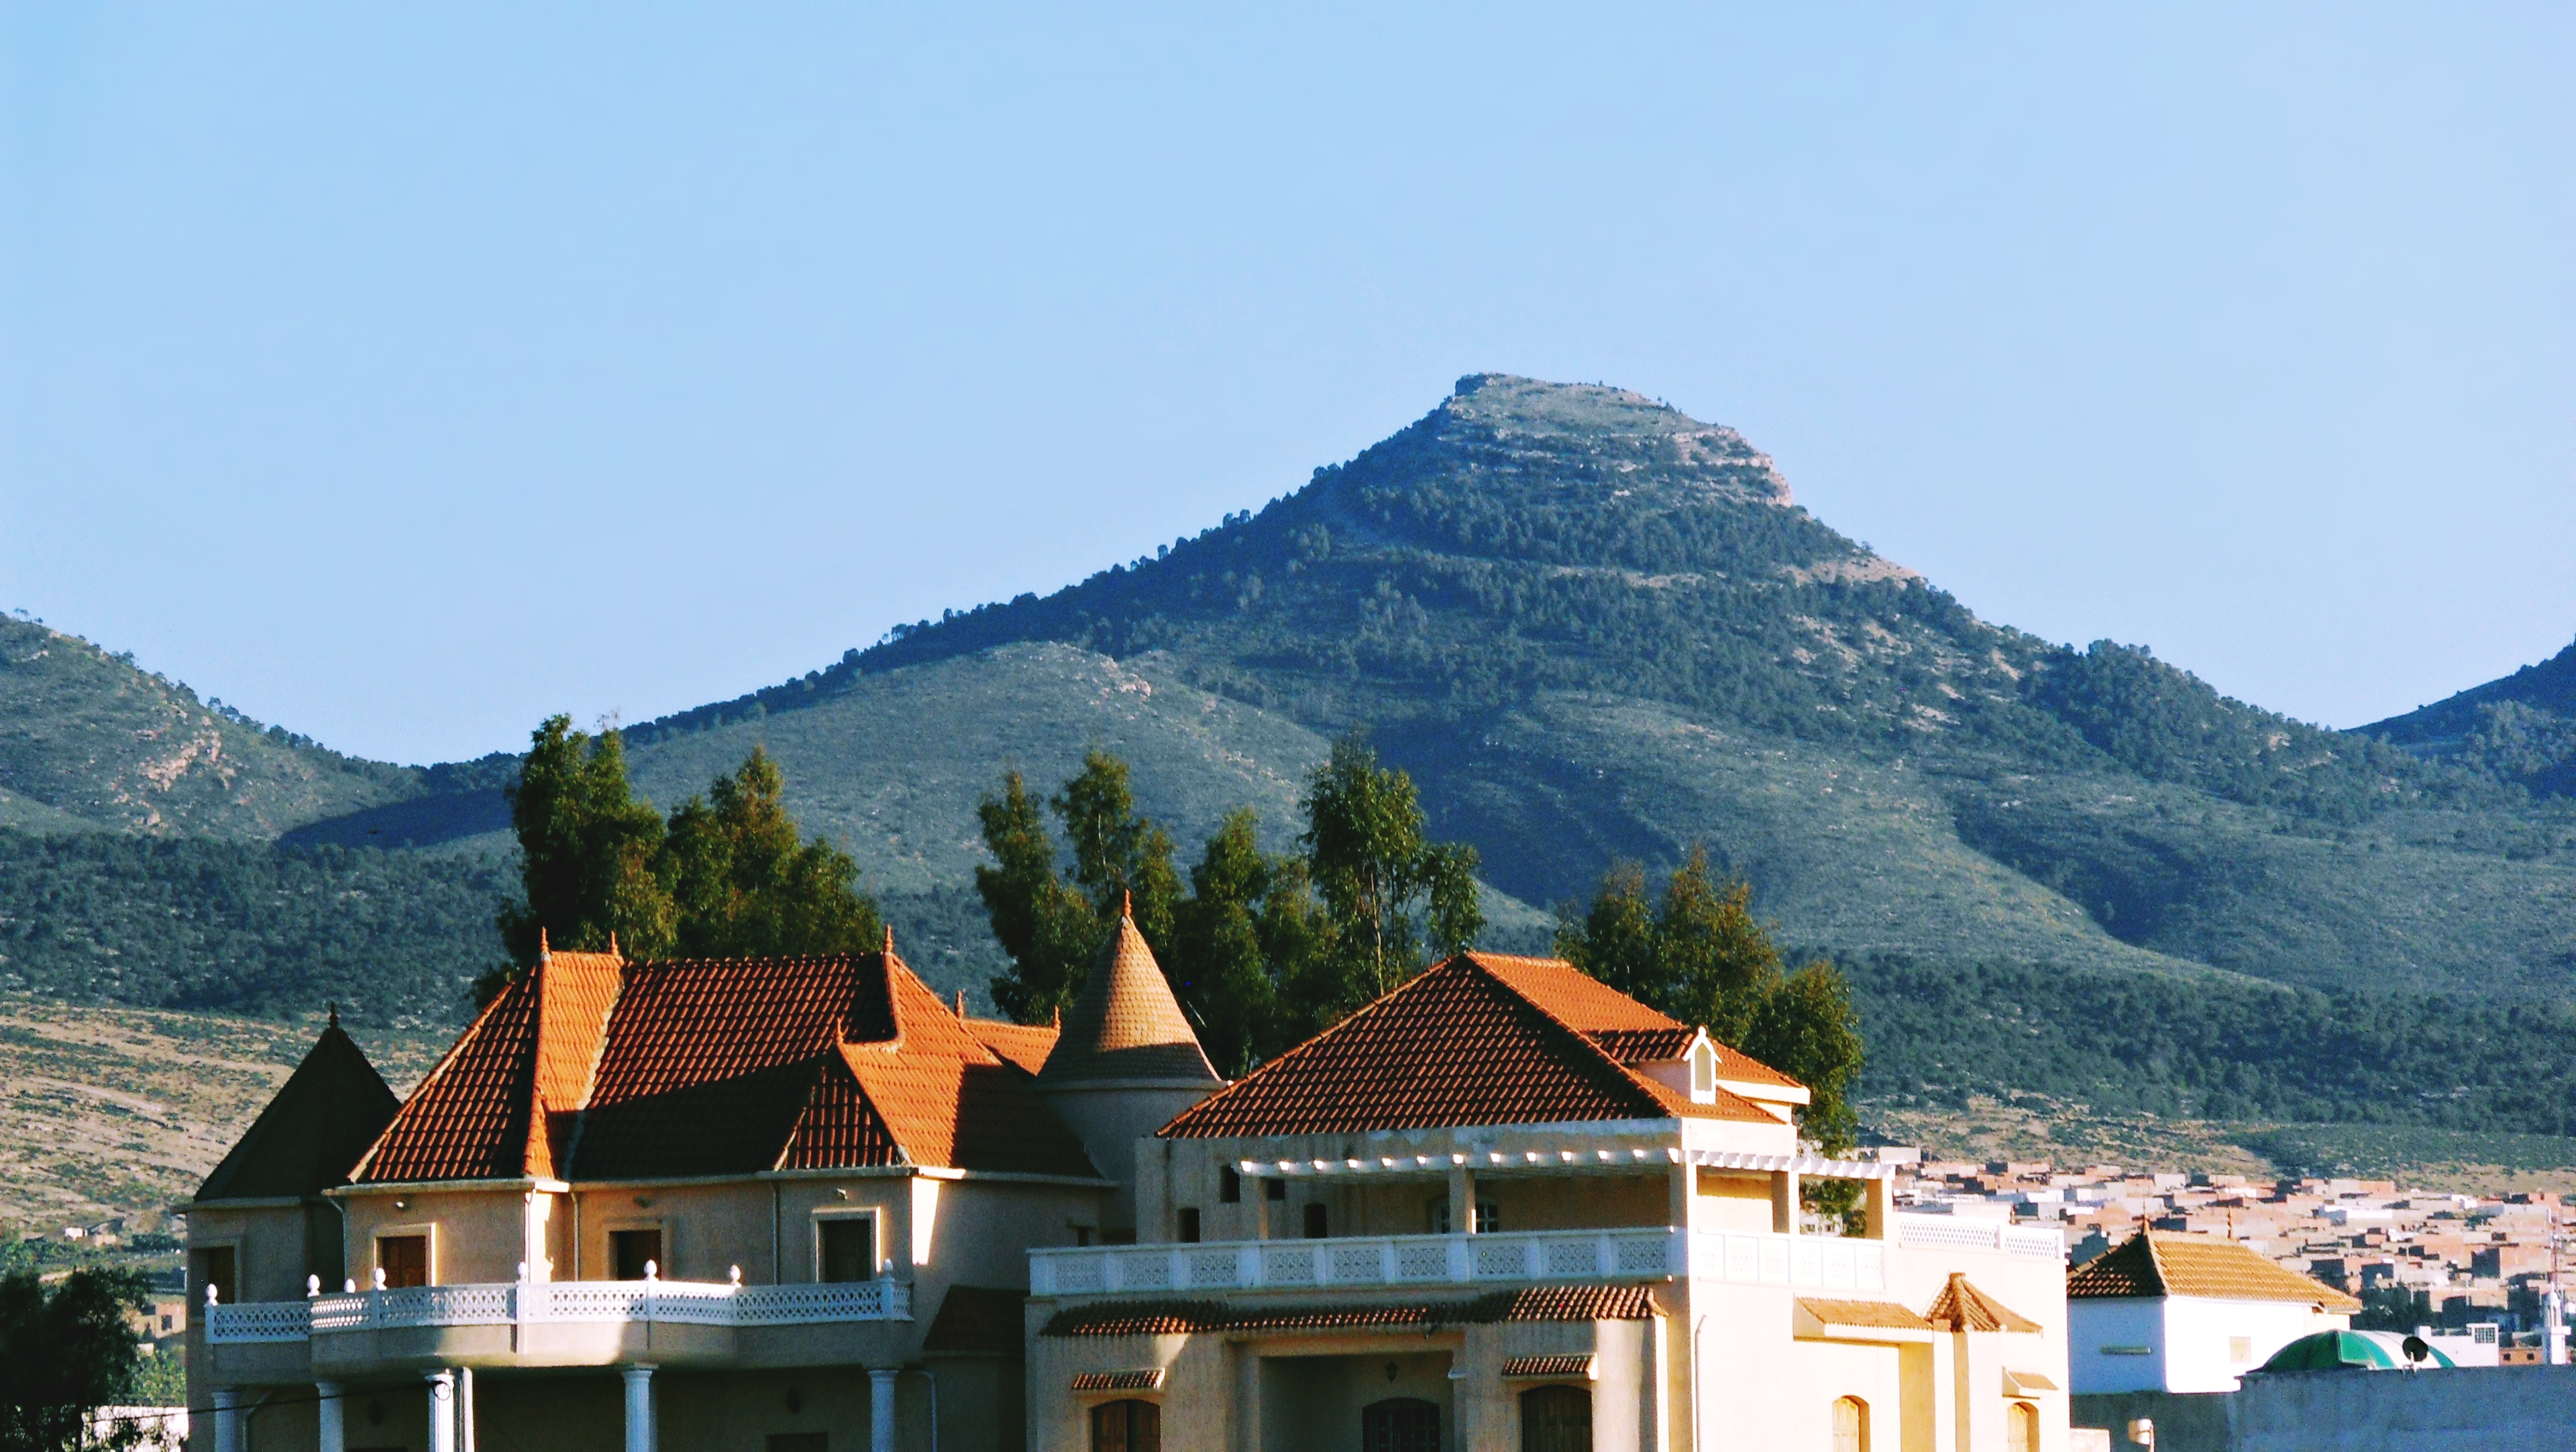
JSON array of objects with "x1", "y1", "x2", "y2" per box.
[{"x1": 5, "y1": 6, "x2": 2571, "y2": 766}]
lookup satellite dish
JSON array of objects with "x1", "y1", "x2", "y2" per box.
[{"x1": 2401, "y1": 1335, "x2": 2432, "y2": 1366}]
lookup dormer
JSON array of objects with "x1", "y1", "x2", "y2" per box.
[{"x1": 1637, "y1": 1029, "x2": 1810, "y2": 1123}]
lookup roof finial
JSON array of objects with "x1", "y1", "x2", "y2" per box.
[
  {"x1": 1053, "y1": 1003, "x2": 1061, "y2": 1030},
  {"x1": 327, "y1": 1001, "x2": 339, "y2": 1028},
  {"x1": 1122, "y1": 888, "x2": 1132, "y2": 919},
  {"x1": 606, "y1": 931, "x2": 619, "y2": 960},
  {"x1": 538, "y1": 926, "x2": 550, "y2": 962},
  {"x1": 956, "y1": 989, "x2": 967, "y2": 1017},
  {"x1": 883, "y1": 922, "x2": 895, "y2": 955}
]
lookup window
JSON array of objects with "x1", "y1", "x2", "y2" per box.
[
  {"x1": 1265, "y1": 1178, "x2": 1286, "y2": 1202},
  {"x1": 2008, "y1": 1402, "x2": 2039, "y2": 1452},
  {"x1": 1091, "y1": 1398, "x2": 1160, "y2": 1452},
  {"x1": 2229, "y1": 1335, "x2": 2253, "y2": 1364},
  {"x1": 1362, "y1": 1398, "x2": 1439, "y2": 1452},
  {"x1": 1177, "y1": 1209, "x2": 1201, "y2": 1244},
  {"x1": 1521, "y1": 1385, "x2": 1591, "y2": 1452},
  {"x1": 610, "y1": 1229, "x2": 662, "y2": 1282},
  {"x1": 1690, "y1": 1041, "x2": 1717, "y2": 1100},
  {"x1": 1219, "y1": 1167, "x2": 1242, "y2": 1203},
  {"x1": 1434, "y1": 1200, "x2": 1499, "y2": 1234},
  {"x1": 191, "y1": 1246, "x2": 236, "y2": 1306},
  {"x1": 377, "y1": 1235, "x2": 429, "y2": 1289},
  {"x1": 1303, "y1": 1203, "x2": 1328, "y2": 1239},
  {"x1": 1832, "y1": 1396, "x2": 1868, "y2": 1452},
  {"x1": 818, "y1": 1215, "x2": 877, "y2": 1282}
]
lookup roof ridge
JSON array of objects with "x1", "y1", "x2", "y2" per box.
[
  {"x1": 1461, "y1": 955, "x2": 1677, "y2": 1121},
  {"x1": 349, "y1": 974, "x2": 529, "y2": 1183},
  {"x1": 1157, "y1": 956, "x2": 1470, "y2": 1133}
]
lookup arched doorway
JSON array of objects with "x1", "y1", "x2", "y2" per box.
[
  {"x1": 2008, "y1": 1401, "x2": 2039, "y2": 1452},
  {"x1": 1363, "y1": 1396, "x2": 1440, "y2": 1452},
  {"x1": 1090, "y1": 1398, "x2": 1160, "y2": 1452},
  {"x1": 1520, "y1": 1384, "x2": 1591, "y2": 1452},
  {"x1": 1833, "y1": 1396, "x2": 1870, "y2": 1452}
]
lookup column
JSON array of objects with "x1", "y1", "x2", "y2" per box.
[
  {"x1": 211, "y1": 1388, "x2": 244, "y2": 1452},
  {"x1": 1771, "y1": 1171, "x2": 1800, "y2": 1235},
  {"x1": 426, "y1": 1369, "x2": 457, "y2": 1452},
  {"x1": 623, "y1": 1364, "x2": 657, "y2": 1452},
  {"x1": 1448, "y1": 1163, "x2": 1478, "y2": 1235},
  {"x1": 1862, "y1": 1175, "x2": 1896, "y2": 1240},
  {"x1": 869, "y1": 1367, "x2": 900, "y2": 1452},
  {"x1": 458, "y1": 1367, "x2": 476, "y2": 1452},
  {"x1": 315, "y1": 1380, "x2": 345, "y2": 1452}
]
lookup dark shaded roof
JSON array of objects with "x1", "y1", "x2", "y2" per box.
[
  {"x1": 923, "y1": 1284, "x2": 1028, "y2": 1355},
  {"x1": 1159, "y1": 955, "x2": 1778, "y2": 1137},
  {"x1": 1069, "y1": 1370, "x2": 1165, "y2": 1391},
  {"x1": 1042, "y1": 1283, "x2": 1660, "y2": 1337},
  {"x1": 1037, "y1": 915, "x2": 1220, "y2": 1088},
  {"x1": 356, "y1": 947, "x2": 1093, "y2": 1184},
  {"x1": 1923, "y1": 1274, "x2": 2043, "y2": 1333},
  {"x1": 2067, "y1": 1231, "x2": 2360, "y2": 1312},
  {"x1": 196, "y1": 1019, "x2": 401, "y2": 1202}
]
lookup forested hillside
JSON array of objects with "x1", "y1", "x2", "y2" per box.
[{"x1": 7, "y1": 375, "x2": 2575, "y2": 1154}]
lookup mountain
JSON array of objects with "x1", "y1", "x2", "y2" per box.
[
  {"x1": 2363, "y1": 635, "x2": 2576, "y2": 799},
  {"x1": 8, "y1": 375, "x2": 2576, "y2": 1145}
]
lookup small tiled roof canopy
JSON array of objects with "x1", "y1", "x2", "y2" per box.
[
  {"x1": 2068, "y1": 1231, "x2": 2361, "y2": 1312},
  {"x1": 352, "y1": 943, "x2": 1097, "y2": 1186},
  {"x1": 1157, "y1": 951, "x2": 1788, "y2": 1137},
  {"x1": 195, "y1": 1015, "x2": 401, "y2": 1202},
  {"x1": 1923, "y1": 1274, "x2": 2043, "y2": 1333},
  {"x1": 1037, "y1": 912, "x2": 1221, "y2": 1088}
]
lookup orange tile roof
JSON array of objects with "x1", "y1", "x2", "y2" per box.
[
  {"x1": 2067, "y1": 1231, "x2": 2360, "y2": 1311},
  {"x1": 1037, "y1": 914, "x2": 1220, "y2": 1087},
  {"x1": 969, "y1": 1018, "x2": 1061, "y2": 1076},
  {"x1": 1069, "y1": 1369, "x2": 1167, "y2": 1392},
  {"x1": 1923, "y1": 1274, "x2": 2043, "y2": 1333},
  {"x1": 1499, "y1": 1355, "x2": 1595, "y2": 1378},
  {"x1": 1158, "y1": 955, "x2": 1780, "y2": 1137},
  {"x1": 1041, "y1": 1284, "x2": 1660, "y2": 1337},
  {"x1": 352, "y1": 947, "x2": 1093, "y2": 1185},
  {"x1": 1467, "y1": 1284, "x2": 1660, "y2": 1323},
  {"x1": 1799, "y1": 1298, "x2": 1935, "y2": 1331}
]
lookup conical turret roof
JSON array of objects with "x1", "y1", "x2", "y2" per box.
[
  {"x1": 1036, "y1": 910, "x2": 1220, "y2": 1088},
  {"x1": 197, "y1": 1014, "x2": 402, "y2": 1202}
]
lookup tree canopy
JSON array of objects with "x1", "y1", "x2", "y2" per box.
[
  {"x1": 486, "y1": 719, "x2": 879, "y2": 1002},
  {"x1": 0, "y1": 1267, "x2": 153, "y2": 1452}
]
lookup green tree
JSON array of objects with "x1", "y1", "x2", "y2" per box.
[
  {"x1": 659, "y1": 746, "x2": 881, "y2": 959},
  {"x1": 975, "y1": 768, "x2": 1119, "y2": 1023},
  {"x1": 487, "y1": 716, "x2": 674, "y2": 1002},
  {"x1": 0, "y1": 1267, "x2": 152, "y2": 1452},
  {"x1": 1557, "y1": 849, "x2": 1864, "y2": 1155},
  {"x1": 1300, "y1": 734, "x2": 1483, "y2": 1007},
  {"x1": 1051, "y1": 749, "x2": 1184, "y2": 948},
  {"x1": 1169, "y1": 809, "x2": 1336, "y2": 1074}
]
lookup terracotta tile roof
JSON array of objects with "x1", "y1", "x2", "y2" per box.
[
  {"x1": 922, "y1": 1284, "x2": 1028, "y2": 1355},
  {"x1": 1923, "y1": 1274, "x2": 2043, "y2": 1333},
  {"x1": 1038, "y1": 915, "x2": 1221, "y2": 1087},
  {"x1": 1587, "y1": 1027, "x2": 1699, "y2": 1064},
  {"x1": 1799, "y1": 1298, "x2": 1935, "y2": 1331},
  {"x1": 195, "y1": 1019, "x2": 400, "y2": 1202},
  {"x1": 1472, "y1": 955, "x2": 1680, "y2": 1032},
  {"x1": 355, "y1": 975, "x2": 541, "y2": 1183},
  {"x1": 1159, "y1": 955, "x2": 1777, "y2": 1137},
  {"x1": 1467, "y1": 1284, "x2": 1661, "y2": 1323},
  {"x1": 2067, "y1": 1231, "x2": 2360, "y2": 1311},
  {"x1": 970, "y1": 1018, "x2": 1061, "y2": 1076},
  {"x1": 352, "y1": 947, "x2": 1093, "y2": 1185},
  {"x1": 1069, "y1": 1369, "x2": 1167, "y2": 1392},
  {"x1": 1499, "y1": 1355, "x2": 1595, "y2": 1379},
  {"x1": 1042, "y1": 1283, "x2": 1661, "y2": 1337},
  {"x1": 1707, "y1": 1043, "x2": 1805, "y2": 1091}
]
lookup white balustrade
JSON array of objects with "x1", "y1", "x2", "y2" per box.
[
  {"x1": 205, "y1": 1278, "x2": 910, "y2": 1344},
  {"x1": 1891, "y1": 1212, "x2": 2067, "y2": 1261},
  {"x1": 1030, "y1": 1227, "x2": 1683, "y2": 1297}
]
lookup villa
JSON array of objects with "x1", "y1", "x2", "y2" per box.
[{"x1": 191, "y1": 913, "x2": 2072, "y2": 1451}]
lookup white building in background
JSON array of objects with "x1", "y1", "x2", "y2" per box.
[{"x1": 2067, "y1": 1231, "x2": 2358, "y2": 1394}]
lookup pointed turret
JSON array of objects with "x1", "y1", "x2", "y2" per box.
[
  {"x1": 1034, "y1": 907, "x2": 1223, "y2": 1237},
  {"x1": 196, "y1": 1016, "x2": 401, "y2": 1203}
]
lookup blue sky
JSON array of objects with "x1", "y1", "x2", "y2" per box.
[{"x1": 5, "y1": 5, "x2": 2571, "y2": 765}]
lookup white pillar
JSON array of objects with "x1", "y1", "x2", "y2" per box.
[
  {"x1": 315, "y1": 1380, "x2": 345, "y2": 1452},
  {"x1": 1449, "y1": 1164, "x2": 1477, "y2": 1234},
  {"x1": 211, "y1": 1387, "x2": 245, "y2": 1452},
  {"x1": 623, "y1": 1363, "x2": 657, "y2": 1452},
  {"x1": 458, "y1": 1367, "x2": 476, "y2": 1452},
  {"x1": 869, "y1": 1367, "x2": 900, "y2": 1452},
  {"x1": 426, "y1": 1370, "x2": 457, "y2": 1452}
]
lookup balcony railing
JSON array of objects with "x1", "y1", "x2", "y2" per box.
[
  {"x1": 1032, "y1": 1214, "x2": 2057, "y2": 1302},
  {"x1": 1032, "y1": 1228, "x2": 1680, "y2": 1297},
  {"x1": 205, "y1": 1278, "x2": 910, "y2": 1345}
]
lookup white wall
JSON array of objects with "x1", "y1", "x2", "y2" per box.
[{"x1": 2071, "y1": 1297, "x2": 2345, "y2": 1395}]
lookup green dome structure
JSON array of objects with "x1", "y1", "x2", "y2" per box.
[{"x1": 2257, "y1": 1329, "x2": 2457, "y2": 1373}]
